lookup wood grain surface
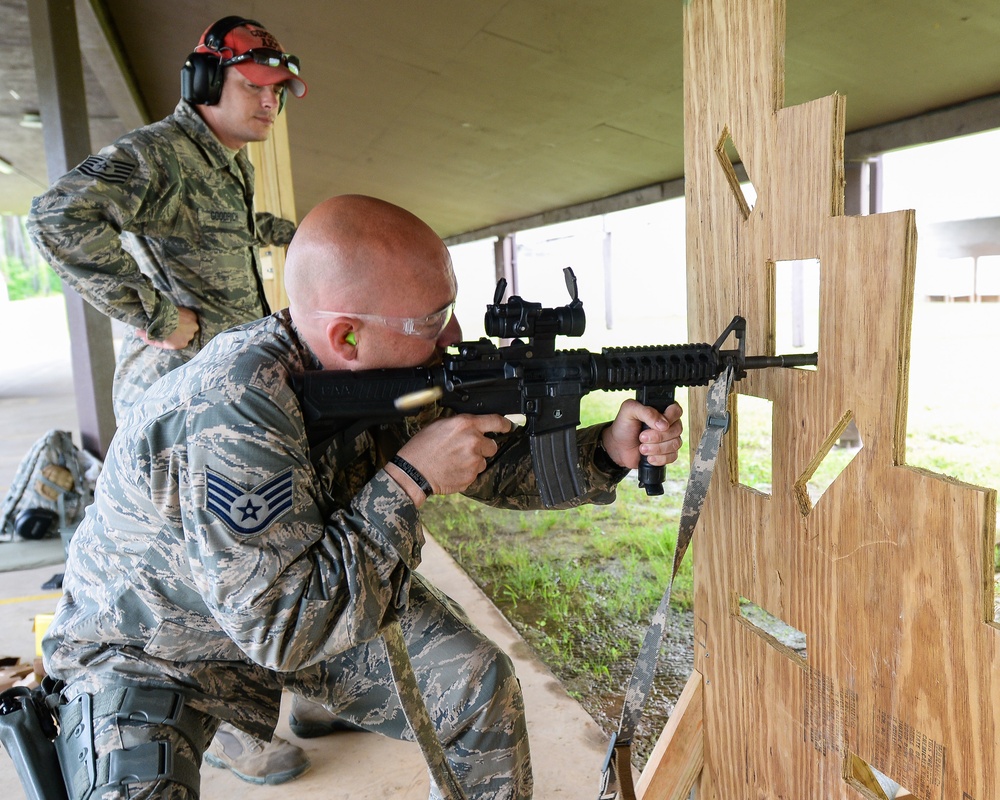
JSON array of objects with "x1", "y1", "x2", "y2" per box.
[{"x1": 642, "y1": 0, "x2": 999, "y2": 797}]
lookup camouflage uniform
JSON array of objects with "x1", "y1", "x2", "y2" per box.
[
  {"x1": 27, "y1": 100, "x2": 295, "y2": 420},
  {"x1": 43, "y1": 310, "x2": 629, "y2": 800}
]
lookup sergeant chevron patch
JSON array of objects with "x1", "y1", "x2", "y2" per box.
[
  {"x1": 205, "y1": 468, "x2": 294, "y2": 536},
  {"x1": 77, "y1": 155, "x2": 137, "y2": 184}
]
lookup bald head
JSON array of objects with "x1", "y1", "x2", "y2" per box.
[
  {"x1": 286, "y1": 195, "x2": 451, "y2": 312},
  {"x1": 285, "y1": 195, "x2": 457, "y2": 363}
]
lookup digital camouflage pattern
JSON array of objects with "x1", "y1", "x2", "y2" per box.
[
  {"x1": 27, "y1": 100, "x2": 296, "y2": 419},
  {"x1": 43, "y1": 310, "x2": 627, "y2": 799}
]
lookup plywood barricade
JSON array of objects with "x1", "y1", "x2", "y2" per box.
[
  {"x1": 639, "y1": 0, "x2": 999, "y2": 797},
  {"x1": 246, "y1": 110, "x2": 297, "y2": 311}
]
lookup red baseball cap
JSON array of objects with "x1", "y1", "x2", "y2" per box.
[{"x1": 197, "y1": 21, "x2": 307, "y2": 98}]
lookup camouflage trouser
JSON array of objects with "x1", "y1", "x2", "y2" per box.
[
  {"x1": 287, "y1": 573, "x2": 533, "y2": 800},
  {"x1": 56, "y1": 574, "x2": 531, "y2": 800},
  {"x1": 111, "y1": 330, "x2": 197, "y2": 421}
]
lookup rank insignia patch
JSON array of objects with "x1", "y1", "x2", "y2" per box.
[
  {"x1": 206, "y1": 468, "x2": 294, "y2": 536},
  {"x1": 77, "y1": 155, "x2": 137, "y2": 184}
]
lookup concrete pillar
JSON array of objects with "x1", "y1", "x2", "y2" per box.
[{"x1": 27, "y1": 0, "x2": 117, "y2": 458}]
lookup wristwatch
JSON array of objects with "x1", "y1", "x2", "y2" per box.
[{"x1": 390, "y1": 454, "x2": 433, "y2": 496}]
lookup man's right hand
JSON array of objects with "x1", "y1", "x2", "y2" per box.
[
  {"x1": 138, "y1": 307, "x2": 200, "y2": 350},
  {"x1": 392, "y1": 414, "x2": 513, "y2": 502}
]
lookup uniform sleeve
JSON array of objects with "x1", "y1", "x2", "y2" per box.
[
  {"x1": 174, "y1": 383, "x2": 424, "y2": 671},
  {"x1": 254, "y1": 213, "x2": 296, "y2": 246},
  {"x1": 462, "y1": 422, "x2": 627, "y2": 509},
  {"x1": 26, "y1": 141, "x2": 180, "y2": 339}
]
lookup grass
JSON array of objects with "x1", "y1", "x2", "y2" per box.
[
  {"x1": 421, "y1": 389, "x2": 697, "y2": 761},
  {"x1": 422, "y1": 391, "x2": 693, "y2": 681}
]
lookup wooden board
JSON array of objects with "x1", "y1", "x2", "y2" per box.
[
  {"x1": 637, "y1": 670, "x2": 704, "y2": 800},
  {"x1": 246, "y1": 111, "x2": 298, "y2": 311},
  {"x1": 670, "y1": 0, "x2": 1000, "y2": 797}
]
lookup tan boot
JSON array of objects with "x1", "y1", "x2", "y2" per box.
[{"x1": 204, "y1": 722, "x2": 310, "y2": 784}]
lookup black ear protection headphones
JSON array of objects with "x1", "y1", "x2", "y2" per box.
[{"x1": 181, "y1": 16, "x2": 263, "y2": 106}]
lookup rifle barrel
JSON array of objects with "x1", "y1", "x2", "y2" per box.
[{"x1": 743, "y1": 352, "x2": 818, "y2": 369}]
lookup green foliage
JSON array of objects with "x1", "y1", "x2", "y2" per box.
[
  {"x1": 422, "y1": 390, "x2": 695, "y2": 678},
  {"x1": 0, "y1": 257, "x2": 62, "y2": 301},
  {"x1": 0, "y1": 214, "x2": 62, "y2": 301},
  {"x1": 734, "y1": 395, "x2": 772, "y2": 491},
  {"x1": 423, "y1": 389, "x2": 707, "y2": 678}
]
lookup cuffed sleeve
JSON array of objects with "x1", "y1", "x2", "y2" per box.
[
  {"x1": 27, "y1": 144, "x2": 177, "y2": 333},
  {"x1": 255, "y1": 213, "x2": 296, "y2": 246}
]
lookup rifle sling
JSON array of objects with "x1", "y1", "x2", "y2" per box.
[
  {"x1": 598, "y1": 367, "x2": 734, "y2": 800},
  {"x1": 382, "y1": 619, "x2": 468, "y2": 800},
  {"x1": 332, "y1": 371, "x2": 734, "y2": 800}
]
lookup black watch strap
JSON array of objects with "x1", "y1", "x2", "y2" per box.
[{"x1": 390, "y1": 455, "x2": 433, "y2": 496}]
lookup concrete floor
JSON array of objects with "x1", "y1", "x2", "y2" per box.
[{"x1": 0, "y1": 297, "x2": 613, "y2": 798}]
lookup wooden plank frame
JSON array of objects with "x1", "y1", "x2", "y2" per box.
[
  {"x1": 640, "y1": 0, "x2": 999, "y2": 797},
  {"x1": 637, "y1": 670, "x2": 704, "y2": 800},
  {"x1": 246, "y1": 110, "x2": 298, "y2": 311}
]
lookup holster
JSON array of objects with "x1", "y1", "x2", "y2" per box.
[
  {"x1": 56, "y1": 686, "x2": 203, "y2": 800},
  {"x1": 0, "y1": 682, "x2": 70, "y2": 800}
]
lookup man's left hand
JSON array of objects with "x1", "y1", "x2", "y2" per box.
[
  {"x1": 601, "y1": 400, "x2": 684, "y2": 470},
  {"x1": 138, "y1": 307, "x2": 200, "y2": 350}
]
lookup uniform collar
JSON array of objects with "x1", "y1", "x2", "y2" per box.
[
  {"x1": 280, "y1": 310, "x2": 325, "y2": 372},
  {"x1": 173, "y1": 99, "x2": 244, "y2": 169}
]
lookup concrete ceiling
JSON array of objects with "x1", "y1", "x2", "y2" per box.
[{"x1": 2, "y1": 0, "x2": 1000, "y2": 239}]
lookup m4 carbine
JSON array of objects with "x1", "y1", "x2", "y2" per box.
[{"x1": 294, "y1": 268, "x2": 817, "y2": 507}]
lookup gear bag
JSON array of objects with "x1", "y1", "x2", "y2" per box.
[{"x1": 0, "y1": 430, "x2": 101, "y2": 542}]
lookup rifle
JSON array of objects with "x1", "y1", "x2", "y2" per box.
[{"x1": 293, "y1": 268, "x2": 817, "y2": 507}]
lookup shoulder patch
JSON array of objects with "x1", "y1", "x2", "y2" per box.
[
  {"x1": 77, "y1": 155, "x2": 137, "y2": 184},
  {"x1": 205, "y1": 468, "x2": 294, "y2": 536}
]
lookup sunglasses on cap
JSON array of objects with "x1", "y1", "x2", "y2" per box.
[
  {"x1": 223, "y1": 48, "x2": 301, "y2": 76},
  {"x1": 313, "y1": 301, "x2": 456, "y2": 340}
]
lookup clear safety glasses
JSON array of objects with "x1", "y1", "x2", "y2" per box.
[{"x1": 313, "y1": 301, "x2": 455, "y2": 340}]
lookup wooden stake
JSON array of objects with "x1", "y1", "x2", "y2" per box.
[{"x1": 636, "y1": 670, "x2": 703, "y2": 800}]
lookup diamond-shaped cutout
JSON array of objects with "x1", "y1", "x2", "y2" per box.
[
  {"x1": 735, "y1": 595, "x2": 807, "y2": 664},
  {"x1": 715, "y1": 127, "x2": 757, "y2": 218},
  {"x1": 843, "y1": 752, "x2": 910, "y2": 800},
  {"x1": 794, "y1": 411, "x2": 864, "y2": 516}
]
